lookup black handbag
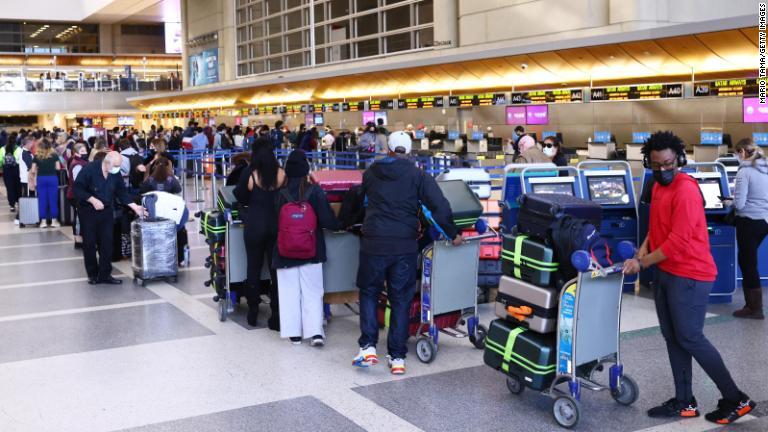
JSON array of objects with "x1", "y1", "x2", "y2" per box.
[{"x1": 723, "y1": 207, "x2": 737, "y2": 226}]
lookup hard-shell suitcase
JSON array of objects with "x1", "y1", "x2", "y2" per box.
[
  {"x1": 377, "y1": 293, "x2": 460, "y2": 336},
  {"x1": 502, "y1": 229, "x2": 558, "y2": 287},
  {"x1": 484, "y1": 318, "x2": 556, "y2": 391},
  {"x1": 200, "y1": 209, "x2": 226, "y2": 243},
  {"x1": 478, "y1": 274, "x2": 502, "y2": 288},
  {"x1": 217, "y1": 185, "x2": 240, "y2": 220},
  {"x1": 495, "y1": 275, "x2": 559, "y2": 333},
  {"x1": 18, "y1": 196, "x2": 39, "y2": 227},
  {"x1": 516, "y1": 193, "x2": 602, "y2": 242},
  {"x1": 131, "y1": 217, "x2": 178, "y2": 284},
  {"x1": 311, "y1": 170, "x2": 363, "y2": 202},
  {"x1": 436, "y1": 168, "x2": 492, "y2": 199},
  {"x1": 478, "y1": 259, "x2": 502, "y2": 275},
  {"x1": 58, "y1": 171, "x2": 72, "y2": 226},
  {"x1": 436, "y1": 180, "x2": 483, "y2": 229}
]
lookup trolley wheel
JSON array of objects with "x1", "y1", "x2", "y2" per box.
[
  {"x1": 611, "y1": 375, "x2": 639, "y2": 406},
  {"x1": 169, "y1": 276, "x2": 178, "y2": 283},
  {"x1": 469, "y1": 324, "x2": 487, "y2": 349},
  {"x1": 506, "y1": 375, "x2": 524, "y2": 395},
  {"x1": 141, "y1": 280, "x2": 147, "y2": 287},
  {"x1": 218, "y1": 297, "x2": 228, "y2": 322},
  {"x1": 552, "y1": 396, "x2": 581, "y2": 429},
  {"x1": 415, "y1": 337, "x2": 437, "y2": 364}
]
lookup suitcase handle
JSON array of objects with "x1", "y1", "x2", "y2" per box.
[{"x1": 507, "y1": 305, "x2": 533, "y2": 322}]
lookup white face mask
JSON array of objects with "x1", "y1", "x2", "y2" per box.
[
  {"x1": 109, "y1": 166, "x2": 120, "y2": 175},
  {"x1": 543, "y1": 147, "x2": 556, "y2": 157}
]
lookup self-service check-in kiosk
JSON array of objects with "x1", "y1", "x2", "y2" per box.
[
  {"x1": 521, "y1": 166, "x2": 583, "y2": 197},
  {"x1": 626, "y1": 132, "x2": 651, "y2": 161},
  {"x1": 444, "y1": 130, "x2": 463, "y2": 153},
  {"x1": 639, "y1": 163, "x2": 736, "y2": 303},
  {"x1": 588, "y1": 131, "x2": 616, "y2": 160},
  {"x1": 467, "y1": 130, "x2": 488, "y2": 154},
  {"x1": 717, "y1": 156, "x2": 768, "y2": 288},
  {"x1": 415, "y1": 129, "x2": 429, "y2": 151},
  {"x1": 577, "y1": 161, "x2": 638, "y2": 291},
  {"x1": 500, "y1": 163, "x2": 557, "y2": 231},
  {"x1": 693, "y1": 130, "x2": 728, "y2": 163}
]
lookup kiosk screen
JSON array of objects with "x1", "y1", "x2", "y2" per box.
[
  {"x1": 531, "y1": 182, "x2": 574, "y2": 195},
  {"x1": 587, "y1": 176, "x2": 629, "y2": 205},
  {"x1": 698, "y1": 178, "x2": 724, "y2": 209}
]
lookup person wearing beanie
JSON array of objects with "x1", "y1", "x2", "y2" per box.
[
  {"x1": 351, "y1": 131, "x2": 461, "y2": 375},
  {"x1": 514, "y1": 134, "x2": 550, "y2": 164},
  {"x1": 274, "y1": 150, "x2": 340, "y2": 347}
]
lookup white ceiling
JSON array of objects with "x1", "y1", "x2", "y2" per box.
[{"x1": 0, "y1": 0, "x2": 180, "y2": 24}]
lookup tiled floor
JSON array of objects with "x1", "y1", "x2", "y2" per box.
[{"x1": 0, "y1": 182, "x2": 765, "y2": 432}]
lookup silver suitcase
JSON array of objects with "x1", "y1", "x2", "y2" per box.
[
  {"x1": 18, "y1": 196, "x2": 39, "y2": 227},
  {"x1": 131, "y1": 217, "x2": 178, "y2": 285},
  {"x1": 495, "y1": 275, "x2": 558, "y2": 334}
]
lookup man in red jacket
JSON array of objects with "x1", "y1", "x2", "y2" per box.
[{"x1": 623, "y1": 131, "x2": 755, "y2": 425}]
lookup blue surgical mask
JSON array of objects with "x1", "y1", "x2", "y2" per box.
[{"x1": 109, "y1": 166, "x2": 120, "y2": 175}]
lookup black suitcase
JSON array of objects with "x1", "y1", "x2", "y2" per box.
[
  {"x1": 516, "y1": 193, "x2": 602, "y2": 242},
  {"x1": 484, "y1": 318, "x2": 556, "y2": 391},
  {"x1": 200, "y1": 209, "x2": 226, "y2": 243},
  {"x1": 501, "y1": 229, "x2": 558, "y2": 287},
  {"x1": 436, "y1": 180, "x2": 483, "y2": 229},
  {"x1": 217, "y1": 185, "x2": 240, "y2": 220}
]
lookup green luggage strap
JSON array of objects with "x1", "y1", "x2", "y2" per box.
[
  {"x1": 202, "y1": 212, "x2": 226, "y2": 237},
  {"x1": 485, "y1": 328, "x2": 556, "y2": 375},
  {"x1": 216, "y1": 195, "x2": 239, "y2": 219},
  {"x1": 501, "y1": 234, "x2": 558, "y2": 278},
  {"x1": 384, "y1": 302, "x2": 391, "y2": 328},
  {"x1": 453, "y1": 217, "x2": 478, "y2": 228}
]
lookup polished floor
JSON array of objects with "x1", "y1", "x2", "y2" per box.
[{"x1": 0, "y1": 183, "x2": 766, "y2": 432}]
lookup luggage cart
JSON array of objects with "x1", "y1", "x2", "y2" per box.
[
  {"x1": 504, "y1": 241, "x2": 639, "y2": 429},
  {"x1": 322, "y1": 229, "x2": 361, "y2": 321},
  {"x1": 415, "y1": 210, "x2": 499, "y2": 364}
]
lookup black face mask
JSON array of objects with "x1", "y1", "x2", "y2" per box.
[{"x1": 653, "y1": 169, "x2": 676, "y2": 186}]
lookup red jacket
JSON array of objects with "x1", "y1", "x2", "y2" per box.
[{"x1": 648, "y1": 172, "x2": 717, "y2": 282}]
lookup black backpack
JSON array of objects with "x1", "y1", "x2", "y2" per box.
[
  {"x1": 220, "y1": 133, "x2": 233, "y2": 150},
  {"x1": 549, "y1": 216, "x2": 612, "y2": 288},
  {"x1": 338, "y1": 185, "x2": 366, "y2": 234},
  {"x1": 127, "y1": 154, "x2": 144, "y2": 189},
  {"x1": 3, "y1": 151, "x2": 17, "y2": 167}
]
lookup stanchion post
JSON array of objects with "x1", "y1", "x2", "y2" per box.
[
  {"x1": 192, "y1": 151, "x2": 204, "y2": 203},
  {"x1": 180, "y1": 148, "x2": 187, "y2": 201},
  {"x1": 211, "y1": 155, "x2": 218, "y2": 206}
]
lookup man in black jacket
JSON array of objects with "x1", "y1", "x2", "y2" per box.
[{"x1": 352, "y1": 131, "x2": 460, "y2": 375}]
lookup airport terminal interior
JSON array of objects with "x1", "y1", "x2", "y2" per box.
[{"x1": 0, "y1": 0, "x2": 767, "y2": 431}]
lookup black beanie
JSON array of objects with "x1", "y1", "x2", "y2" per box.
[{"x1": 285, "y1": 149, "x2": 309, "y2": 178}]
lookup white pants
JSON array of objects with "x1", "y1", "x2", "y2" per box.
[{"x1": 278, "y1": 263, "x2": 325, "y2": 339}]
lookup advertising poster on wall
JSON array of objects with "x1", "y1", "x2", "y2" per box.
[
  {"x1": 189, "y1": 49, "x2": 219, "y2": 86},
  {"x1": 164, "y1": 23, "x2": 182, "y2": 54}
]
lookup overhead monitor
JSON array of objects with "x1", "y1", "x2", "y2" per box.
[
  {"x1": 374, "y1": 111, "x2": 387, "y2": 125},
  {"x1": 305, "y1": 113, "x2": 314, "y2": 127},
  {"x1": 525, "y1": 104, "x2": 549, "y2": 125},
  {"x1": 470, "y1": 131, "x2": 483, "y2": 140},
  {"x1": 313, "y1": 113, "x2": 324, "y2": 125},
  {"x1": 362, "y1": 111, "x2": 375, "y2": 125},
  {"x1": 117, "y1": 116, "x2": 135, "y2": 126},
  {"x1": 743, "y1": 97, "x2": 768, "y2": 123},
  {"x1": 753, "y1": 132, "x2": 768, "y2": 146},
  {"x1": 543, "y1": 131, "x2": 558, "y2": 139},
  {"x1": 632, "y1": 132, "x2": 651, "y2": 143},
  {"x1": 695, "y1": 175, "x2": 725, "y2": 209},
  {"x1": 586, "y1": 173, "x2": 630, "y2": 205},
  {"x1": 700, "y1": 131, "x2": 723, "y2": 145},
  {"x1": 594, "y1": 131, "x2": 612, "y2": 143},
  {"x1": 414, "y1": 130, "x2": 425, "y2": 139},
  {"x1": 529, "y1": 177, "x2": 575, "y2": 196},
  {"x1": 505, "y1": 106, "x2": 526, "y2": 125},
  {"x1": 447, "y1": 130, "x2": 460, "y2": 140}
]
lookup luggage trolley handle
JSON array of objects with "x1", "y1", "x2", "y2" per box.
[
  {"x1": 571, "y1": 241, "x2": 635, "y2": 276},
  {"x1": 519, "y1": 165, "x2": 580, "y2": 195},
  {"x1": 576, "y1": 159, "x2": 633, "y2": 174}
]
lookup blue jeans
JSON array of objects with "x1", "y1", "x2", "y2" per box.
[
  {"x1": 357, "y1": 252, "x2": 418, "y2": 359},
  {"x1": 654, "y1": 270, "x2": 740, "y2": 402},
  {"x1": 37, "y1": 175, "x2": 59, "y2": 220}
]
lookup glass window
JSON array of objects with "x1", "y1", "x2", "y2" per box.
[
  {"x1": 417, "y1": 27, "x2": 433, "y2": 48},
  {"x1": 356, "y1": 38, "x2": 379, "y2": 58},
  {"x1": 385, "y1": 5, "x2": 410, "y2": 31},
  {"x1": 386, "y1": 32, "x2": 411, "y2": 53},
  {"x1": 239, "y1": 63, "x2": 249, "y2": 76},
  {"x1": 236, "y1": 9, "x2": 247, "y2": 25},
  {"x1": 356, "y1": 0, "x2": 379, "y2": 12},
  {"x1": 266, "y1": 0, "x2": 281, "y2": 15},
  {"x1": 315, "y1": 47, "x2": 326, "y2": 64},
  {"x1": 268, "y1": 56, "x2": 283, "y2": 71},
  {"x1": 286, "y1": 10, "x2": 303, "y2": 29},
  {"x1": 314, "y1": 26, "x2": 325, "y2": 45},
  {"x1": 268, "y1": 36, "x2": 282, "y2": 54},
  {"x1": 286, "y1": 31, "x2": 306, "y2": 51},
  {"x1": 314, "y1": 3, "x2": 325, "y2": 23},
  {"x1": 356, "y1": 13, "x2": 378, "y2": 37},
  {"x1": 385, "y1": 0, "x2": 407, "y2": 4},
  {"x1": 417, "y1": 0, "x2": 433, "y2": 25},
  {"x1": 328, "y1": 40, "x2": 350, "y2": 62},
  {"x1": 286, "y1": 0, "x2": 304, "y2": 9},
  {"x1": 254, "y1": 60, "x2": 265, "y2": 74},
  {"x1": 252, "y1": 41, "x2": 264, "y2": 57},
  {"x1": 251, "y1": 22, "x2": 265, "y2": 39},
  {"x1": 331, "y1": 0, "x2": 350, "y2": 19},
  {"x1": 250, "y1": 4, "x2": 263, "y2": 20},
  {"x1": 286, "y1": 52, "x2": 305, "y2": 68},
  {"x1": 267, "y1": 16, "x2": 282, "y2": 35}
]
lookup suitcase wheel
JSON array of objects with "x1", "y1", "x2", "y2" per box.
[
  {"x1": 415, "y1": 336, "x2": 437, "y2": 364},
  {"x1": 469, "y1": 324, "x2": 487, "y2": 349},
  {"x1": 552, "y1": 396, "x2": 580, "y2": 429},
  {"x1": 506, "y1": 375, "x2": 524, "y2": 395}
]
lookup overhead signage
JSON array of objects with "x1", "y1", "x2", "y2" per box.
[
  {"x1": 694, "y1": 79, "x2": 758, "y2": 97},
  {"x1": 369, "y1": 99, "x2": 394, "y2": 110},
  {"x1": 349, "y1": 102, "x2": 364, "y2": 111},
  {"x1": 511, "y1": 89, "x2": 583, "y2": 104},
  {"x1": 590, "y1": 83, "x2": 682, "y2": 101},
  {"x1": 396, "y1": 96, "x2": 445, "y2": 109},
  {"x1": 492, "y1": 93, "x2": 507, "y2": 105}
]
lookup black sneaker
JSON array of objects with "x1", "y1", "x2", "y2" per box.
[
  {"x1": 289, "y1": 337, "x2": 302, "y2": 345},
  {"x1": 705, "y1": 393, "x2": 756, "y2": 425},
  {"x1": 647, "y1": 397, "x2": 700, "y2": 418}
]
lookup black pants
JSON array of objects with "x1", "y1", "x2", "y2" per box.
[
  {"x1": 177, "y1": 227, "x2": 188, "y2": 265},
  {"x1": 3, "y1": 165, "x2": 20, "y2": 207},
  {"x1": 654, "y1": 270, "x2": 740, "y2": 402},
  {"x1": 243, "y1": 229, "x2": 278, "y2": 313},
  {"x1": 736, "y1": 216, "x2": 768, "y2": 290},
  {"x1": 79, "y1": 206, "x2": 114, "y2": 280}
]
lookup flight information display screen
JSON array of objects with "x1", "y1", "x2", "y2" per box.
[
  {"x1": 698, "y1": 178, "x2": 724, "y2": 209},
  {"x1": 587, "y1": 176, "x2": 629, "y2": 205},
  {"x1": 531, "y1": 182, "x2": 574, "y2": 195}
]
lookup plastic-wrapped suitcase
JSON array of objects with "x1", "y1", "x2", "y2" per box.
[
  {"x1": 436, "y1": 180, "x2": 483, "y2": 229},
  {"x1": 483, "y1": 318, "x2": 556, "y2": 391},
  {"x1": 377, "y1": 293, "x2": 460, "y2": 336},
  {"x1": 494, "y1": 275, "x2": 559, "y2": 333},
  {"x1": 436, "y1": 168, "x2": 492, "y2": 199},
  {"x1": 501, "y1": 229, "x2": 558, "y2": 287},
  {"x1": 311, "y1": 170, "x2": 363, "y2": 202},
  {"x1": 18, "y1": 196, "x2": 39, "y2": 227},
  {"x1": 516, "y1": 193, "x2": 602, "y2": 242},
  {"x1": 131, "y1": 217, "x2": 178, "y2": 285}
]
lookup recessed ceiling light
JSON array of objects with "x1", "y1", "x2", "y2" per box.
[
  {"x1": 643, "y1": 50, "x2": 650, "y2": 55},
  {"x1": 609, "y1": 55, "x2": 615, "y2": 59}
]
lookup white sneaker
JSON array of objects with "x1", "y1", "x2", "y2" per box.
[
  {"x1": 14, "y1": 219, "x2": 19, "y2": 225},
  {"x1": 388, "y1": 357, "x2": 406, "y2": 375},
  {"x1": 50, "y1": 220, "x2": 61, "y2": 228},
  {"x1": 352, "y1": 346, "x2": 378, "y2": 367},
  {"x1": 310, "y1": 336, "x2": 325, "y2": 347}
]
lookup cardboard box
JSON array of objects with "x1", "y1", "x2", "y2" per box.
[{"x1": 324, "y1": 290, "x2": 358, "y2": 304}]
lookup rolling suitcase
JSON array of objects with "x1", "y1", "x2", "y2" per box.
[
  {"x1": 501, "y1": 229, "x2": 558, "y2": 287},
  {"x1": 494, "y1": 275, "x2": 559, "y2": 334},
  {"x1": 436, "y1": 180, "x2": 483, "y2": 229},
  {"x1": 131, "y1": 216, "x2": 178, "y2": 285},
  {"x1": 200, "y1": 209, "x2": 226, "y2": 243},
  {"x1": 377, "y1": 293, "x2": 460, "y2": 336},
  {"x1": 311, "y1": 170, "x2": 363, "y2": 203},
  {"x1": 217, "y1": 185, "x2": 240, "y2": 220},
  {"x1": 516, "y1": 193, "x2": 602, "y2": 242},
  {"x1": 484, "y1": 318, "x2": 556, "y2": 391},
  {"x1": 436, "y1": 168, "x2": 492, "y2": 199},
  {"x1": 18, "y1": 195, "x2": 39, "y2": 227}
]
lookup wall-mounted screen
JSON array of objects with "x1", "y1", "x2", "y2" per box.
[
  {"x1": 525, "y1": 105, "x2": 549, "y2": 125},
  {"x1": 753, "y1": 132, "x2": 768, "y2": 146},
  {"x1": 594, "y1": 131, "x2": 612, "y2": 143},
  {"x1": 313, "y1": 113, "x2": 324, "y2": 125},
  {"x1": 164, "y1": 22, "x2": 182, "y2": 54},
  {"x1": 697, "y1": 178, "x2": 724, "y2": 209},
  {"x1": 117, "y1": 116, "x2": 135, "y2": 126},
  {"x1": 587, "y1": 176, "x2": 630, "y2": 205},
  {"x1": 374, "y1": 111, "x2": 387, "y2": 125},
  {"x1": 543, "y1": 131, "x2": 558, "y2": 139},
  {"x1": 305, "y1": 113, "x2": 314, "y2": 127},
  {"x1": 447, "y1": 130, "x2": 460, "y2": 140},
  {"x1": 414, "y1": 130, "x2": 425, "y2": 139},
  {"x1": 505, "y1": 106, "x2": 526, "y2": 125},
  {"x1": 531, "y1": 182, "x2": 574, "y2": 195},
  {"x1": 470, "y1": 131, "x2": 483, "y2": 140},
  {"x1": 743, "y1": 97, "x2": 768, "y2": 123},
  {"x1": 632, "y1": 132, "x2": 651, "y2": 143},
  {"x1": 362, "y1": 111, "x2": 375, "y2": 125},
  {"x1": 700, "y1": 131, "x2": 723, "y2": 145}
]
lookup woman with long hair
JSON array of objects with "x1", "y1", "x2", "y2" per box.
[
  {"x1": 0, "y1": 132, "x2": 22, "y2": 211},
  {"x1": 67, "y1": 143, "x2": 89, "y2": 248},
  {"x1": 30, "y1": 139, "x2": 61, "y2": 228},
  {"x1": 731, "y1": 138, "x2": 768, "y2": 319},
  {"x1": 234, "y1": 139, "x2": 285, "y2": 329}
]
